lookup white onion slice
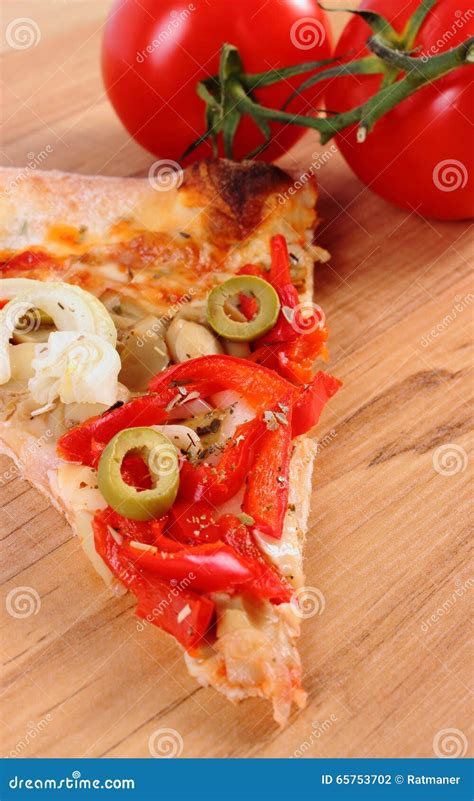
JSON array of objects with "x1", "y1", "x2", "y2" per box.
[
  {"x1": 29, "y1": 331, "x2": 120, "y2": 406},
  {"x1": 151, "y1": 424, "x2": 201, "y2": 458},
  {"x1": 212, "y1": 391, "x2": 255, "y2": 439},
  {"x1": 167, "y1": 396, "x2": 214, "y2": 420},
  {"x1": 0, "y1": 279, "x2": 117, "y2": 384}
]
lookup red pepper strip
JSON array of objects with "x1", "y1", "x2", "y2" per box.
[
  {"x1": 268, "y1": 234, "x2": 293, "y2": 289},
  {"x1": 125, "y1": 540, "x2": 255, "y2": 593},
  {"x1": 258, "y1": 235, "x2": 302, "y2": 345},
  {"x1": 59, "y1": 358, "x2": 338, "y2": 477},
  {"x1": 167, "y1": 499, "x2": 222, "y2": 545},
  {"x1": 243, "y1": 238, "x2": 326, "y2": 374},
  {"x1": 127, "y1": 530, "x2": 290, "y2": 602},
  {"x1": 276, "y1": 329, "x2": 328, "y2": 384},
  {"x1": 239, "y1": 242, "x2": 300, "y2": 344},
  {"x1": 167, "y1": 505, "x2": 290, "y2": 603},
  {"x1": 239, "y1": 292, "x2": 259, "y2": 321},
  {"x1": 0, "y1": 299, "x2": 8, "y2": 310},
  {"x1": 242, "y1": 397, "x2": 293, "y2": 540},
  {"x1": 252, "y1": 328, "x2": 329, "y2": 385},
  {"x1": 178, "y1": 417, "x2": 262, "y2": 505},
  {"x1": 93, "y1": 509, "x2": 215, "y2": 650},
  {"x1": 57, "y1": 393, "x2": 173, "y2": 467},
  {"x1": 259, "y1": 286, "x2": 300, "y2": 345},
  {"x1": 103, "y1": 507, "x2": 168, "y2": 546},
  {"x1": 246, "y1": 344, "x2": 281, "y2": 374},
  {"x1": 58, "y1": 357, "x2": 298, "y2": 468},
  {"x1": 108, "y1": 500, "x2": 290, "y2": 603},
  {"x1": 59, "y1": 357, "x2": 298, "y2": 467},
  {"x1": 104, "y1": 507, "x2": 185, "y2": 553},
  {"x1": 148, "y1": 355, "x2": 298, "y2": 413},
  {"x1": 293, "y1": 371, "x2": 342, "y2": 438},
  {"x1": 133, "y1": 578, "x2": 215, "y2": 651},
  {"x1": 219, "y1": 514, "x2": 292, "y2": 604}
]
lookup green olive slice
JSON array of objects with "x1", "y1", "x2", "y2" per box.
[
  {"x1": 207, "y1": 276, "x2": 280, "y2": 342},
  {"x1": 97, "y1": 427, "x2": 179, "y2": 521}
]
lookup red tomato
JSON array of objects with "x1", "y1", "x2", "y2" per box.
[
  {"x1": 102, "y1": 0, "x2": 331, "y2": 162},
  {"x1": 325, "y1": 0, "x2": 474, "y2": 220}
]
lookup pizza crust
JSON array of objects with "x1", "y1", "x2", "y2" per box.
[{"x1": 0, "y1": 160, "x2": 317, "y2": 269}]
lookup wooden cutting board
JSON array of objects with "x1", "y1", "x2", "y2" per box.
[{"x1": 1, "y1": 1, "x2": 472, "y2": 759}]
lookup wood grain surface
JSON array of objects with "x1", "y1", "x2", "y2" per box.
[{"x1": 1, "y1": 0, "x2": 473, "y2": 759}]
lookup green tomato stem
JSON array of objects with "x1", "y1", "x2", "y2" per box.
[
  {"x1": 184, "y1": 1, "x2": 474, "y2": 160},
  {"x1": 233, "y1": 36, "x2": 474, "y2": 145}
]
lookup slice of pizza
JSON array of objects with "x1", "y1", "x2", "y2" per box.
[{"x1": 0, "y1": 159, "x2": 340, "y2": 726}]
